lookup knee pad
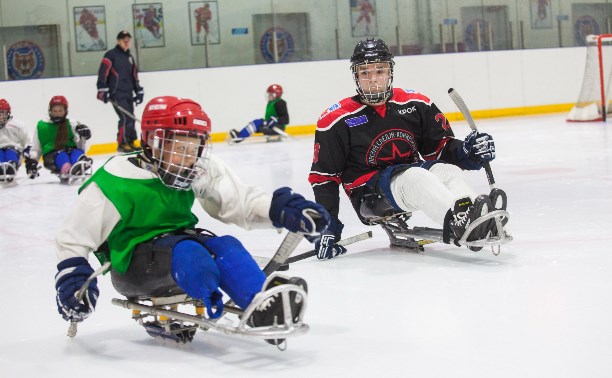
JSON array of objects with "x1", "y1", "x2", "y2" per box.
[
  {"x1": 172, "y1": 240, "x2": 224, "y2": 319},
  {"x1": 203, "y1": 236, "x2": 266, "y2": 309}
]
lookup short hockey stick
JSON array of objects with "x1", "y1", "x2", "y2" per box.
[
  {"x1": 110, "y1": 100, "x2": 142, "y2": 124},
  {"x1": 67, "y1": 261, "x2": 111, "y2": 338},
  {"x1": 271, "y1": 126, "x2": 293, "y2": 139},
  {"x1": 285, "y1": 230, "x2": 373, "y2": 264},
  {"x1": 448, "y1": 88, "x2": 496, "y2": 188}
]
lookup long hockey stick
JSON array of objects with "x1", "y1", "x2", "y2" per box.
[
  {"x1": 110, "y1": 100, "x2": 142, "y2": 124},
  {"x1": 285, "y1": 231, "x2": 373, "y2": 264},
  {"x1": 67, "y1": 261, "x2": 111, "y2": 338},
  {"x1": 448, "y1": 88, "x2": 496, "y2": 188}
]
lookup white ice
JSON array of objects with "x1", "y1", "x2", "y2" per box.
[{"x1": 2, "y1": 114, "x2": 612, "y2": 377}]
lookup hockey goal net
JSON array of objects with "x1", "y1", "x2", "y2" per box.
[{"x1": 568, "y1": 34, "x2": 612, "y2": 121}]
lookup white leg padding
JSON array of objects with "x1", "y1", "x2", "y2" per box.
[{"x1": 390, "y1": 164, "x2": 475, "y2": 225}]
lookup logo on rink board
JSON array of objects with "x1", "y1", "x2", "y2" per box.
[
  {"x1": 7, "y1": 40, "x2": 45, "y2": 80},
  {"x1": 260, "y1": 27, "x2": 294, "y2": 63}
]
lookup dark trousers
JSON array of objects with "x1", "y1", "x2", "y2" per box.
[{"x1": 112, "y1": 96, "x2": 137, "y2": 145}]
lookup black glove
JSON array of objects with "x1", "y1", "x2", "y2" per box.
[
  {"x1": 55, "y1": 257, "x2": 99, "y2": 322},
  {"x1": 97, "y1": 88, "x2": 110, "y2": 103},
  {"x1": 75, "y1": 124, "x2": 91, "y2": 140},
  {"x1": 134, "y1": 88, "x2": 144, "y2": 105},
  {"x1": 458, "y1": 130, "x2": 495, "y2": 170},
  {"x1": 315, "y1": 218, "x2": 347, "y2": 260},
  {"x1": 269, "y1": 187, "x2": 331, "y2": 235},
  {"x1": 25, "y1": 158, "x2": 39, "y2": 179}
]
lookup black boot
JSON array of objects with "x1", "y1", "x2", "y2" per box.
[
  {"x1": 449, "y1": 195, "x2": 492, "y2": 252},
  {"x1": 229, "y1": 129, "x2": 243, "y2": 143},
  {"x1": 248, "y1": 276, "x2": 307, "y2": 345}
]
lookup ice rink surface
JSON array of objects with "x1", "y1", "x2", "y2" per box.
[{"x1": 2, "y1": 113, "x2": 612, "y2": 377}]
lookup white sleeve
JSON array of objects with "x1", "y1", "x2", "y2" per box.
[
  {"x1": 55, "y1": 182, "x2": 121, "y2": 262},
  {"x1": 193, "y1": 155, "x2": 275, "y2": 230},
  {"x1": 29, "y1": 126, "x2": 42, "y2": 160}
]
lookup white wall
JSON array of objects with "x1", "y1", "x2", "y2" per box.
[{"x1": 0, "y1": 46, "x2": 585, "y2": 148}]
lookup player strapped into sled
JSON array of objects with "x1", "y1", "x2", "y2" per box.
[
  {"x1": 359, "y1": 185, "x2": 512, "y2": 255},
  {"x1": 106, "y1": 229, "x2": 309, "y2": 348},
  {"x1": 226, "y1": 126, "x2": 290, "y2": 145}
]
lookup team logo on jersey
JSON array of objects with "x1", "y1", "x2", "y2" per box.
[
  {"x1": 345, "y1": 115, "x2": 368, "y2": 127},
  {"x1": 260, "y1": 27, "x2": 294, "y2": 63},
  {"x1": 7, "y1": 41, "x2": 45, "y2": 80},
  {"x1": 366, "y1": 129, "x2": 417, "y2": 167},
  {"x1": 319, "y1": 103, "x2": 340, "y2": 120}
]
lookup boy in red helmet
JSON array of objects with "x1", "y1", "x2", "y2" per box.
[
  {"x1": 0, "y1": 98, "x2": 36, "y2": 183},
  {"x1": 29, "y1": 96, "x2": 93, "y2": 183},
  {"x1": 228, "y1": 84, "x2": 289, "y2": 143},
  {"x1": 53, "y1": 96, "x2": 330, "y2": 345}
]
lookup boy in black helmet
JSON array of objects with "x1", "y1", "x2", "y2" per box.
[{"x1": 308, "y1": 38, "x2": 505, "y2": 259}]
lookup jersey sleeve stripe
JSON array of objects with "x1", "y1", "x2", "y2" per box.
[
  {"x1": 422, "y1": 136, "x2": 452, "y2": 160},
  {"x1": 308, "y1": 172, "x2": 341, "y2": 186}
]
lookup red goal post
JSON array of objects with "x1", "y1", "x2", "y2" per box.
[{"x1": 568, "y1": 34, "x2": 612, "y2": 122}]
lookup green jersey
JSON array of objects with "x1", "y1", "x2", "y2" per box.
[
  {"x1": 36, "y1": 120, "x2": 77, "y2": 156},
  {"x1": 80, "y1": 157, "x2": 198, "y2": 274}
]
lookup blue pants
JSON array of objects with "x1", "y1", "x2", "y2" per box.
[{"x1": 0, "y1": 148, "x2": 19, "y2": 164}]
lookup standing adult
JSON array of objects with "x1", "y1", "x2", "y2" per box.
[{"x1": 96, "y1": 30, "x2": 144, "y2": 153}]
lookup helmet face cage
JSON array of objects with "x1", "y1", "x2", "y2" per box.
[
  {"x1": 350, "y1": 38, "x2": 395, "y2": 104},
  {"x1": 267, "y1": 84, "x2": 283, "y2": 101},
  {"x1": 0, "y1": 100, "x2": 11, "y2": 127},
  {"x1": 148, "y1": 128, "x2": 211, "y2": 190},
  {"x1": 351, "y1": 61, "x2": 394, "y2": 105},
  {"x1": 49, "y1": 96, "x2": 68, "y2": 124}
]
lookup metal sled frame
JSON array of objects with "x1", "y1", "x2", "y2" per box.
[
  {"x1": 368, "y1": 210, "x2": 513, "y2": 255},
  {"x1": 57, "y1": 160, "x2": 92, "y2": 185},
  {"x1": 226, "y1": 133, "x2": 285, "y2": 145},
  {"x1": 111, "y1": 282, "x2": 309, "y2": 341},
  {"x1": 0, "y1": 162, "x2": 16, "y2": 183}
]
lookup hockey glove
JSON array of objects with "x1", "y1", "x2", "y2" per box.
[
  {"x1": 55, "y1": 257, "x2": 99, "y2": 322},
  {"x1": 97, "y1": 88, "x2": 110, "y2": 103},
  {"x1": 269, "y1": 187, "x2": 331, "y2": 235},
  {"x1": 458, "y1": 130, "x2": 496, "y2": 170},
  {"x1": 134, "y1": 88, "x2": 144, "y2": 105},
  {"x1": 25, "y1": 158, "x2": 39, "y2": 179},
  {"x1": 75, "y1": 124, "x2": 91, "y2": 140},
  {"x1": 315, "y1": 218, "x2": 347, "y2": 260},
  {"x1": 264, "y1": 116, "x2": 278, "y2": 129}
]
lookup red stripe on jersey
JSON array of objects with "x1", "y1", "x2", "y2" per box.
[
  {"x1": 308, "y1": 172, "x2": 341, "y2": 186},
  {"x1": 390, "y1": 88, "x2": 432, "y2": 105},
  {"x1": 317, "y1": 97, "x2": 365, "y2": 131},
  {"x1": 423, "y1": 136, "x2": 452, "y2": 160},
  {"x1": 343, "y1": 171, "x2": 377, "y2": 195},
  {"x1": 101, "y1": 57, "x2": 112, "y2": 79}
]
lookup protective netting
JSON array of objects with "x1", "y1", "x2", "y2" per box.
[{"x1": 568, "y1": 34, "x2": 612, "y2": 121}]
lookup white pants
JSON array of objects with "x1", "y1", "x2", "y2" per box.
[{"x1": 390, "y1": 163, "x2": 475, "y2": 225}]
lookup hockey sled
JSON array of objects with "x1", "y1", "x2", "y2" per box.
[
  {"x1": 0, "y1": 162, "x2": 17, "y2": 184},
  {"x1": 57, "y1": 160, "x2": 92, "y2": 185},
  {"x1": 226, "y1": 133, "x2": 286, "y2": 145},
  {"x1": 366, "y1": 209, "x2": 512, "y2": 255},
  {"x1": 111, "y1": 279, "x2": 308, "y2": 345}
]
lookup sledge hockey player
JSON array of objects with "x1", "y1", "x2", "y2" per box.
[
  {"x1": 0, "y1": 99, "x2": 38, "y2": 182},
  {"x1": 29, "y1": 96, "x2": 93, "y2": 183},
  {"x1": 228, "y1": 84, "x2": 289, "y2": 143},
  {"x1": 308, "y1": 38, "x2": 507, "y2": 259},
  {"x1": 54, "y1": 96, "x2": 330, "y2": 345}
]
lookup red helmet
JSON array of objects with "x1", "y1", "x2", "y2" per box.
[
  {"x1": 141, "y1": 96, "x2": 212, "y2": 190},
  {"x1": 49, "y1": 95, "x2": 68, "y2": 111},
  {"x1": 48, "y1": 95, "x2": 68, "y2": 123},
  {"x1": 0, "y1": 99, "x2": 11, "y2": 127},
  {"x1": 266, "y1": 84, "x2": 283, "y2": 100}
]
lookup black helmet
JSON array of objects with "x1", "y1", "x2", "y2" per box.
[
  {"x1": 350, "y1": 38, "x2": 395, "y2": 104},
  {"x1": 350, "y1": 38, "x2": 394, "y2": 66}
]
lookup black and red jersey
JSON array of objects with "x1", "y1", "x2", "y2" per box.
[{"x1": 308, "y1": 88, "x2": 464, "y2": 218}]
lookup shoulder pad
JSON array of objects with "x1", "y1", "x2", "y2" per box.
[
  {"x1": 317, "y1": 97, "x2": 366, "y2": 131},
  {"x1": 390, "y1": 88, "x2": 432, "y2": 106}
]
